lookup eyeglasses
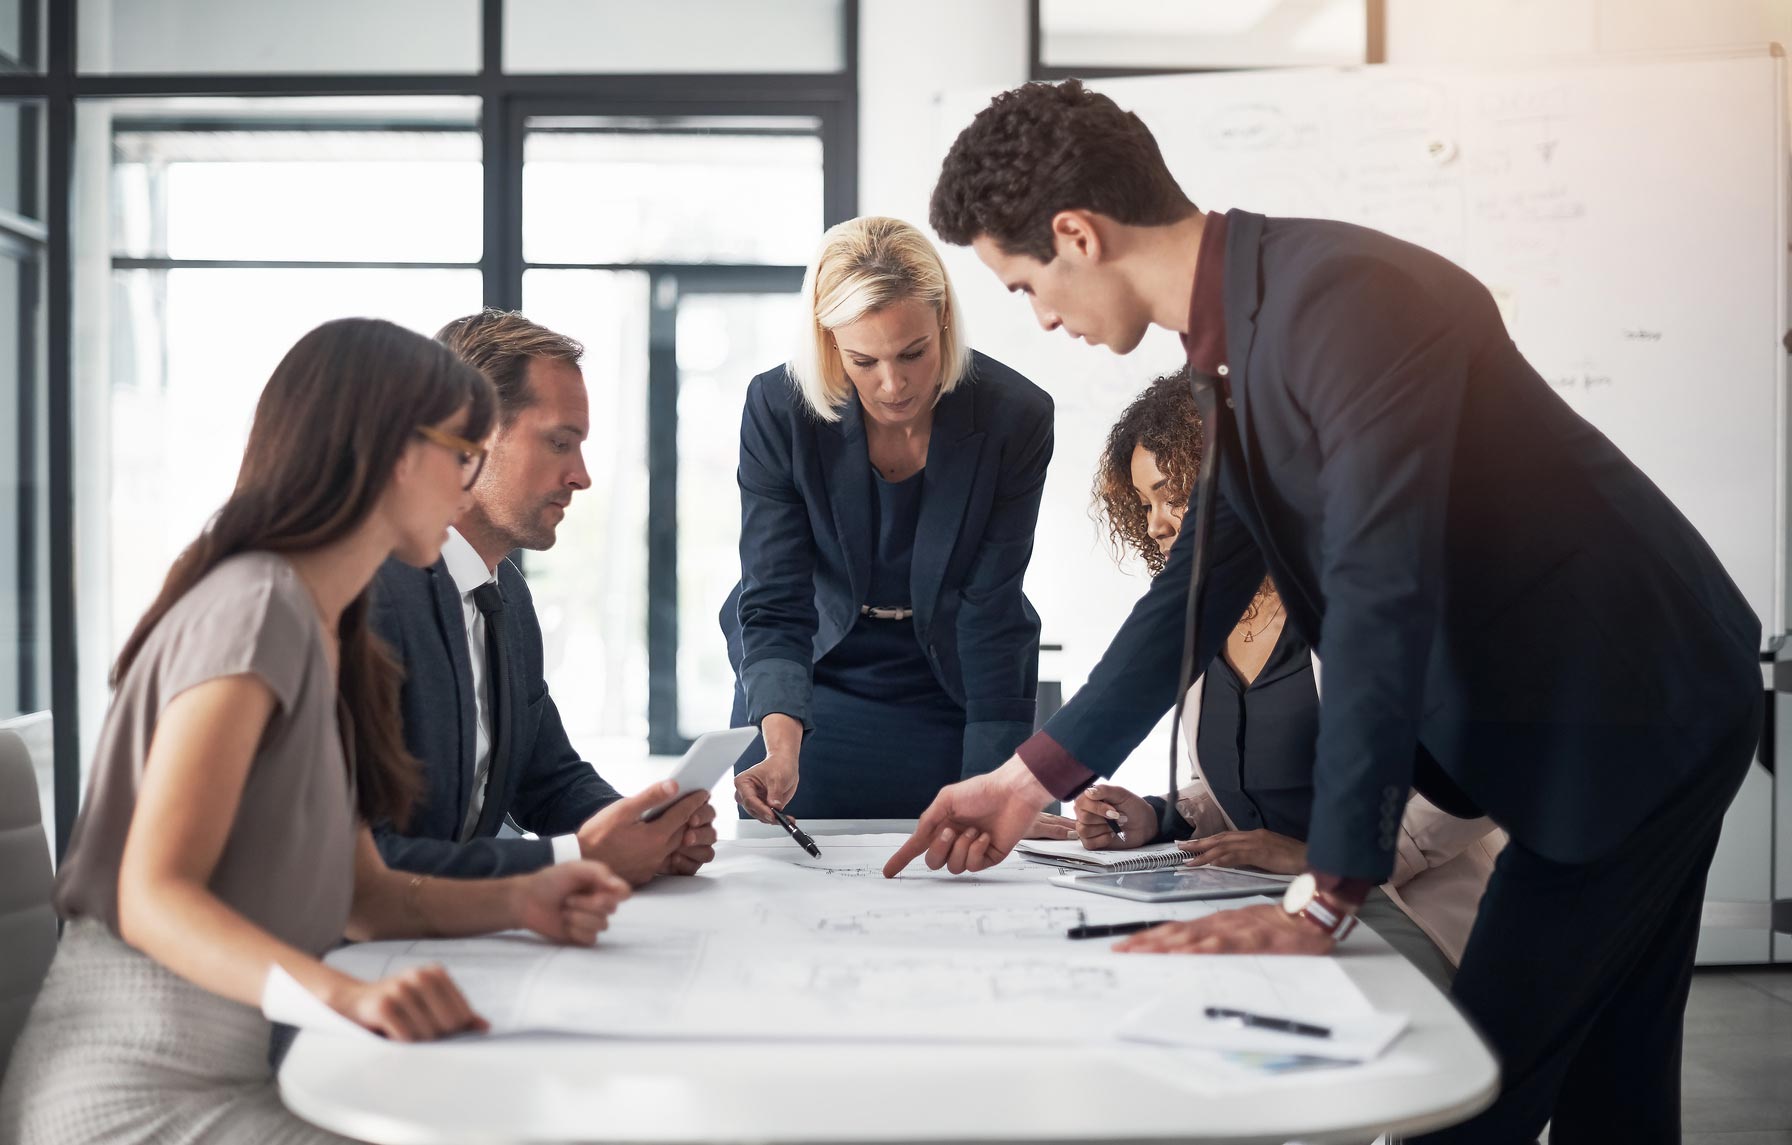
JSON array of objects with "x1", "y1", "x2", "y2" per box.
[{"x1": 415, "y1": 424, "x2": 488, "y2": 491}]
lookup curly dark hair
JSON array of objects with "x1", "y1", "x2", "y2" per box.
[
  {"x1": 1094, "y1": 368, "x2": 1203, "y2": 577},
  {"x1": 930, "y1": 79, "x2": 1194, "y2": 262},
  {"x1": 1093, "y1": 371, "x2": 1279, "y2": 624}
]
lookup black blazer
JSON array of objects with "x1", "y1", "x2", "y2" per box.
[
  {"x1": 721, "y1": 350, "x2": 1053, "y2": 777},
  {"x1": 1044, "y1": 209, "x2": 1760, "y2": 881},
  {"x1": 370, "y1": 555, "x2": 620, "y2": 877}
]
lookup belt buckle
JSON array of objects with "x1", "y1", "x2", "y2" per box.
[{"x1": 860, "y1": 605, "x2": 913, "y2": 620}]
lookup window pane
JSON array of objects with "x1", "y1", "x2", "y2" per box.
[
  {"x1": 113, "y1": 124, "x2": 481, "y2": 262},
  {"x1": 506, "y1": 0, "x2": 843, "y2": 74},
  {"x1": 0, "y1": 249, "x2": 48, "y2": 851},
  {"x1": 1040, "y1": 0, "x2": 1366, "y2": 69},
  {"x1": 79, "y1": 0, "x2": 479, "y2": 74},
  {"x1": 0, "y1": 252, "x2": 42, "y2": 719},
  {"x1": 675, "y1": 291, "x2": 803, "y2": 741},
  {"x1": 0, "y1": 102, "x2": 45, "y2": 221},
  {"x1": 0, "y1": 97, "x2": 47, "y2": 837},
  {"x1": 0, "y1": 0, "x2": 43, "y2": 73},
  {"x1": 106, "y1": 268, "x2": 484, "y2": 665},
  {"x1": 520, "y1": 270, "x2": 651, "y2": 759},
  {"x1": 524, "y1": 122, "x2": 823, "y2": 265}
]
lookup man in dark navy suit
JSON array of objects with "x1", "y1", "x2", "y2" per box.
[
  {"x1": 887, "y1": 81, "x2": 1761, "y2": 1143},
  {"x1": 372, "y1": 310, "x2": 716, "y2": 883}
]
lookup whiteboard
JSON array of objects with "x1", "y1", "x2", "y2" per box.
[{"x1": 938, "y1": 51, "x2": 1790, "y2": 653}]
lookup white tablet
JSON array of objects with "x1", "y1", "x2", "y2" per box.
[
  {"x1": 1049, "y1": 866, "x2": 1291, "y2": 902},
  {"x1": 638, "y1": 727, "x2": 761, "y2": 821}
]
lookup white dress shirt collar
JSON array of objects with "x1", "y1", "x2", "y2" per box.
[{"x1": 440, "y1": 526, "x2": 496, "y2": 598}]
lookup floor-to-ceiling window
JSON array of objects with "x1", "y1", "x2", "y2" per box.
[
  {"x1": 519, "y1": 115, "x2": 819, "y2": 756},
  {"x1": 11, "y1": 0, "x2": 856, "y2": 858},
  {"x1": 98, "y1": 99, "x2": 487, "y2": 663},
  {"x1": 0, "y1": 91, "x2": 49, "y2": 841}
]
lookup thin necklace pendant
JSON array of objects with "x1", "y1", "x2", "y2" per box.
[{"x1": 1238, "y1": 599, "x2": 1282, "y2": 644}]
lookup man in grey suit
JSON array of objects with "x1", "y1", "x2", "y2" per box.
[{"x1": 371, "y1": 310, "x2": 716, "y2": 883}]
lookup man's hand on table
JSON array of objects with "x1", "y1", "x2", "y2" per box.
[
  {"x1": 882, "y1": 758, "x2": 1052, "y2": 877},
  {"x1": 1114, "y1": 902, "x2": 1338, "y2": 955}
]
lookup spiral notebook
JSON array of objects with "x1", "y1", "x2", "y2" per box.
[{"x1": 1013, "y1": 839, "x2": 1191, "y2": 873}]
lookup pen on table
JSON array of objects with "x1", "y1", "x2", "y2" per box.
[
  {"x1": 771, "y1": 807, "x2": 821, "y2": 858},
  {"x1": 1065, "y1": 920, "x2": 1159, "y2": 940},
  {"x1": 1203, "y1": 1007, "x2": 1332, "y2": 1039}
]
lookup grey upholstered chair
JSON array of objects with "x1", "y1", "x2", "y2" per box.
[{"x1": 0, "y1": 729, "x2": 56, "y2": 1081}]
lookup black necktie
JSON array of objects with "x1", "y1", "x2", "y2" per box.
[
  {"x1": 469, "y1": 582, "x2": 512, "y2": 840},
  {"x1": 1166, "y1": 372, "x2": 1229, "y2": 826}
]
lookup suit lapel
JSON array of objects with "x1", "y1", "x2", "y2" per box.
[
  {"x1": 428, "y1": 563, "x2": 479, "y2": 822},
  {"x1": 1219, "y1": 209, "x2": 1317, "y2": 627},
  {"x1": 816, "y1": 392, "x2": 873, "y2": 606},
  {"x1": 912, "y1": 385, "x2": 985, "y2": 631}
]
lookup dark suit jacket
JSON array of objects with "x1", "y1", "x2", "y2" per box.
[
  {"x1": 1044, "y1": 209, "x2": 1760, "y2": 882},
  {"x1": 721, "y1": 350, "x2": 1053, "y2": 776},
  {"x1": 370, "y1": 555, "x2": 620, "y2": 877}
]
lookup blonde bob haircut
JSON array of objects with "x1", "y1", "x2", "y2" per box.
[{"x1": 788, "y1": 216, "x2": 972, "y2": 423}]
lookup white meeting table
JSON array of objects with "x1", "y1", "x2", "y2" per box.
[{"x1": 280, "y1": 822, "x2": 1498, "y2": 1144}]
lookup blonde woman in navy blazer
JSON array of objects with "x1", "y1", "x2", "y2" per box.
[{"x1": 721, "y1": 216, "x2": 1053, "y2": 820}]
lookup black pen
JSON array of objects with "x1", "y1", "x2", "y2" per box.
[
  {"x1": 770, "y1": 807, "x2": 821, "y2": 858},
  {"x1": 1065, "y1": 920, "x2": 1159, "y2": 940},
  {"x1": 1204, "y1": 1006, "x2": 1332, "y2": 1038}
]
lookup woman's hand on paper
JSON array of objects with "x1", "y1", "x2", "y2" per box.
[
  {"x1": 1177, "y1": 829, "x2": 1307, "y2": 875},
  {"x1": 1114, "y1": 902, "x2": 1336, "y2": 956},
  {"x1": 1072, "y1": 784, "x2": 1155, "y2": 850},
  {"x1": 736, "y1": 714, "x2": 803, "y2": 823},
  {"x1": 510, "y1": 859, "x2": 631, "y2": 947},
  {"x1": 328, "y1": 965, "x2": 489, "y2": 1041}
]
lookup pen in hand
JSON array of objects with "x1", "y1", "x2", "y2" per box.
[
  {"x1": 1203, "y1": 1007, "x2": 1332, "y2": 1039},
  {"x1": 771, "y1": 806, "x2": 821, "y2": 859},
  {"x1": 1093, "y1": 801, "x2": 1127, "y2": 845}
]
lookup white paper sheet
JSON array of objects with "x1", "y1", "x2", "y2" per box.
[
  {"x1": 1117, "y1": 997, "x2": 1408, "y2": 1062},
  {"x1": 322, "y1": 837, "x2": 1377, "y2": 1046},
  {"x1": 261, "y1": 964, "x2": 376, "y2": 1040}
]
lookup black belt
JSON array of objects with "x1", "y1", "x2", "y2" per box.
[{"x1": 860, "y1": 605, "x2": 913, "y2": 620}]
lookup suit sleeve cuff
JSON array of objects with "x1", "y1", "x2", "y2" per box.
[
  {"x1": 742, "y1": 657, "x2": 814, "y2": 730},
  {"x1": 551, "y1": 834, "x2": 582, "y2": 865},
  {"x1": 1143, "y1": 795, "x2": 1190, "y2": 843},
  {"x1": 1015, "y1": 731, "x2": 1097, "y2": 802},
  {"x1": 1311, "y1": 871, "x2": 1374, "y2": 910}
]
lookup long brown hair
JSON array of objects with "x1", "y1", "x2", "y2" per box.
[{"x1": 113, "y1": 317, "x2": 496, "y2": 826}]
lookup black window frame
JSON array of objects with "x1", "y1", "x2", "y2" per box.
[{"x1": 6, "y1": 0, "x2": 859, "y2": 860}]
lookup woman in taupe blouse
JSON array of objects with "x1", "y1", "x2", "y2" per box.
[{"x1": 0, "y1": 318, "x2": 632, "y2": 1144}]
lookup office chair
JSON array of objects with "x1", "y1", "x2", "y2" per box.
[{"x1": 0, "y1": 729, "x2": 56, "y2": 1081}]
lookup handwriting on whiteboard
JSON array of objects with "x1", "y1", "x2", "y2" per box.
[{"x1": 1551, "y1": 372, "x2": 1614, "y2": 392}]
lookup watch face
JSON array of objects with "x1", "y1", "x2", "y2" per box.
[{"x1": 1282, "y1": 871, "x2": 1318, "y2": 913}]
